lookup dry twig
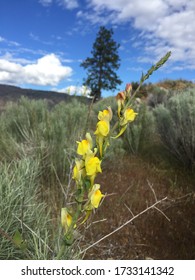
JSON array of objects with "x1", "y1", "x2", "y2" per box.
[{"x1": 80, "y1": 196, "x2": 167, "y2": 255}]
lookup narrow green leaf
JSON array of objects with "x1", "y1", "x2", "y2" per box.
[{"x1": 13, "y1": 229, "x2": 23, "y2": 247}]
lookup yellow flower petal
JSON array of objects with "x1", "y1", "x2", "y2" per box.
[
  {"x1": 76, "y1": 133, "x2": 93, "y2": 157},
  {"x1": 119, "y1": 108, "x2": 138, "y2": 126},
  {"x1": 77, "y1": 139, "x2": 90, "y2": 156},
  {"x1": 61, "y1": 208, "x2": 72, "y2": 232},
  {"x1": 86, "y1": 132, "x2": 93, "y2": 149},
  {"x1": 98, "y1": 107, "x2": 112, "y2": 122},
  {"x1": 91, "y1": 189, "x2": 104, "y2": 208},
  {"x1": 96, "y1": 135, "x2": 104, "y2": 157},
  {"x1": 124, "y1": 108, "x2": 138, "y2": 122},
  {"x1": 85, "y1": 156, "x2": 102, "y2": 176},
  {"x1": 72, "y1": 159, "x2": 85, "y2": 181},
  {"x1": 94, "y1": 120, "x2": 110, "y2": 137},
  {"x1": 87, "y1": 184, "x2": 104, "y2": 209}
]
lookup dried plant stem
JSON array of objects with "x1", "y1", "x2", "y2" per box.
[
  {"x1": 80, "y1": 196, "x2": 167, "y2": 255},
  {"x1": 0, "y1": 227, "x2": 13, "y2": 243},
  {"x1": 147, "y1": 179, "x2": 158, "y2": 202},
  {"x1": 153, "y1": 206, "x2": 171, "y2": 222}
]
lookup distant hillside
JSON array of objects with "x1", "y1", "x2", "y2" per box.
[
  {"x1": 0, "y1": 84, "x2": 90, "y2": 109},
  {"x1": 155, "y1": 79, "x2": 195, "y2": 91}
]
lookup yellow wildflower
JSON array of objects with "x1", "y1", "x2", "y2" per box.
[
  {"x1": 91, "y1": 189, "x2": 104, "y2": 208},
  {"x1": 72, "y1": 159, "x2": 85, "y2": 182},
  {"x1": 113, "y1": 108, "x2": 138, "y2": 139},
  {"x1": 124, "y1": 108, "x2": 137, "y2": 122},
  {"x1": 76, "y1": 133, "x2": 93, "y2": 156},
  {"x1": 85, "y1": 155, "x2": 102, "y2": 177},
  {"x1": 95, "y1": 120, "x2": 110, "y2": 137},
  {"x1": 120, "y1": 108, "x2": 138, "y2": 126},
  {"x1": 95, "y1": 109, "x2": 112, "y2": 157},
  {"x1": 98, "y1": 107, "x2": 112, "y2": 122},
  {"x1": 61, "y1": 208, "x2": 72, "y2": 233},
  {"x1": 88, "y1": 184, "x2": 104, "y2": 209},
  {"x1": 94, "y1": 120, "x2": 110, "y2": 157}
]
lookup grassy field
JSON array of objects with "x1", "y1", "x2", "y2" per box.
[{"x1": 0, "y1": 80, "x2": 194, "y2": 259}]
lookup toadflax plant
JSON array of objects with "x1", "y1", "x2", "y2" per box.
[{"x1": 58, "y1": 51, "x2": 171, "y2": 259}]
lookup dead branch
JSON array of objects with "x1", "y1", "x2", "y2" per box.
[{"x1": 80, "y1": 196, "x2": 167, "y2": 255}]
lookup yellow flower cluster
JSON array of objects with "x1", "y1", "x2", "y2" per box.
[
  {"x1": 115, "y1": 84, "x2": 138, "y2": 138},
  {"x1": 61, "y1": 84, "x2": 137, "y2": 236},
  {"x1": 94, "y1": 106, "x2": 112, "y2": 157}
]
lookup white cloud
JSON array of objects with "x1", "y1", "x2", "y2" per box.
[
  {"x1": 29, "y1": 32, "x2": 39, "y2": 41},
  {"x1": 55, "y1": 85, "x2": 91, "y2": 96},
  {"x1": 0, "y1": 35, "x2": 20, "y2": 47},
  {"x1": 29, "y1": 32, "x2": 52, "y2": 45},
  {"x1": 39, "y1": 0, "x2": 52, "y2": 6},
  {"x1": 0, "y1": 53, "x2": 73, "y2": 86},
  {"x1": 83, "y1": 0, "x2": 195, "y2": 69},
  {"x1": 87, "y1": 0, "x2": 168, "y2": 29},
  {"x1": 57, "y1": 0, "x2": 79, "y2": 9},
  {"x1": 0, "y1": 36, "x2": 5, "y2": 42},
  {"x1": 0, "y1": 52, "x2": 34, "y2": 65},
  {"x1": 39, "y1": 0, "x2": 79, "y2": 9}
]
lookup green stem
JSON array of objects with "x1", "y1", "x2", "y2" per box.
[
  {"x1": 83, "y1": 95, "x2": 96, "y2": 138},
  {"x1": 56, "y1": 243, "x2": 65, "y2": 260},
  {"x1": 126, "y1": 51, "x2": 171, "y2": 107},
  {"x1": 110, "y1": 51, "x2": 171, "y2": 137}
]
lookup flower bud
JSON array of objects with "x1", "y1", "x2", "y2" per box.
[{"x1": 125, "y1": 83, "x2": 132, "y2": 96}]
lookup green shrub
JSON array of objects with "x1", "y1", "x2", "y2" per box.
[
  {"x1": 154, "y1": 89, "x2": 195, "y2": 169},
  {"x1": 0, "y1": 157, "x2": 52, "y2": 259},
  {"x1": 123, "y1": 103, "x2": 155, "y2": 154},
  {"x1": 0, "y1": 97, "x2": 90, "y2": 259},
  {"x1": 131, "y1": 82, "x2": 148, "y2": 98},
  {"x1": 1, "y1": 97, "x2": 49, "y2": 143},
  {"x1": 147, "y1": 86, "x2": 169, "y2": 108},
  {"x1": 0, "y1": 97, "x2": 49, "y2": 161},
  {"x1": 37, "y1": 99, "x2": 88, "y2": 187},
  {"x1": 0, "y1": 97, "x2": 89, "y2": 208}
]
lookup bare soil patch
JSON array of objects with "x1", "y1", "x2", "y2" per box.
[{"x1": 83, "y1": 156, "x2": 195, "y2": 260}]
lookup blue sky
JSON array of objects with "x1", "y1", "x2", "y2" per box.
[{"x1": 0, "y1": 0, "x2": 195, "y2": 97}]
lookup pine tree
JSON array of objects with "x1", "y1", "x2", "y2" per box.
[{"x1": 80, "y1": 26, "x2": 122, "y2": 100}]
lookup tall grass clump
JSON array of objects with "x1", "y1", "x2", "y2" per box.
[
  {"x1": 36, "y1": 99, "x2": 88, "y2": 193},
  {"x1": 0, "y1": 97, "x2": 88, "y2": 206},
  {"x1": 0, "y1": 97, "x2": 49, "y2": 161},
  {"x1": 1, "y1": 97, "x2": 49, "y2": 143},
  {"x1": 0, "y1": 157, "x2": 52, "y2": 260},
  {"x1": 154, "y1": 88, "x2": 195, "y2": 169}
]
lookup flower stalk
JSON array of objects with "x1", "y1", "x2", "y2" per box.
[{"x1": 57, "y1": 51, "x2": 171, "y2": 258}]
